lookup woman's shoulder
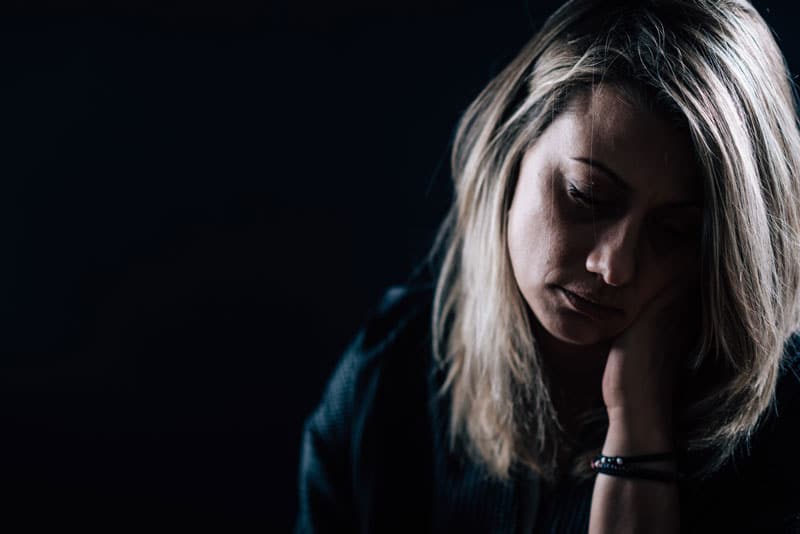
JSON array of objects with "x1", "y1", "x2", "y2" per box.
[
  {"x1": 749, "y1": 330, "x2": 800, "y2": 473},
  {"x1": 349, "y1": 281, "x2": 436, "y2": 365},
  {"x1": 777, "y1": 330, "x2": 800, "y2": 406},
  {"x1": 755, "y1": 331, "x2": 800, "y2": 459},
  {"x1": 327, "y1": 281, "x2": 436, "y2": 396},
  {"x1": 302, "y1": 279, "x2": 436, "y2": 439},
  {"x1": 296, "y1": 281, "x2": 439, "y2": 533},
  {"x1": 683, "y1": 332, "x2": 800, "y2": 532}
]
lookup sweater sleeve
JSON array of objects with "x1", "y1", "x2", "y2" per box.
[
  {"x1": 294, "y1": 334, "x2": 361, "y2": 533},
  {"x1": 293, "y1": 284, "x2": 431, "y2": 534}
]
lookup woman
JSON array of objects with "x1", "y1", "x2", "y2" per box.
[{"x1": 296, "y1": 0, "x2": 800, "y2": 531}]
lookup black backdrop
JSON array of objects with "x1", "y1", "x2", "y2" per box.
[{"x1": 1, "y1": 1, "x2": 796, "y2": 530}]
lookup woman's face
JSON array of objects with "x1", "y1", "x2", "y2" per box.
[{"x1": 507, "y1": 84, "x2": 702, "y2": 348}]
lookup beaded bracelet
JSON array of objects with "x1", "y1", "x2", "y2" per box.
[{"x1": 590, "y1": 452, "x2": 682, "y2": 483}]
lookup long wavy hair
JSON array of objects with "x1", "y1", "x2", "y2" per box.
[{"x1": 427, "y1": 0, "x2": 800, "y2": 483}]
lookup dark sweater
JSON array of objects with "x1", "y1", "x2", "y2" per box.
[{"x1": 295, "y1": 282, "x2": 800, "y2": 533}]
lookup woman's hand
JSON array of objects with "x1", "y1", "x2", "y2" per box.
[
  {"x1": 589, "y1": 277, "x2": 696, "y2": 534},
  {"x1": 601, "y1": 276, "x2": 697, "y2": 452}
]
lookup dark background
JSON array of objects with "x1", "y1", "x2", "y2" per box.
[{"x1": 1, "y1": 0, "x2": 796, "y2": 530}]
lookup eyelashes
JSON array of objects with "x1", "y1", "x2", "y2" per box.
[
  {"x1": 567, "y1": 182, "x2": 611, "y2": 211},
  {"x1": 565, "y1": 182, "x2": 698, "y2": 243},
  {"x1": 567, "y1": 183, "x2": 594, "y2": 207}
]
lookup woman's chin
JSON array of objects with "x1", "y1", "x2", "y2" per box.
[{"x1": 538, "y1": 312, "x2": 618, "y2": 347}]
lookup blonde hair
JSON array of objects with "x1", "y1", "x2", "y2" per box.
[{"x1": 427, "y1": 0, "x2": 800, "y2": 483}]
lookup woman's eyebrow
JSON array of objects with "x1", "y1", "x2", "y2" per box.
[
  {"x1": 570, "y1": 156, "x2": 702, "y2": 208},
  {"x1": 570, "y1": 156, "x2": 632, "y2": 192}
]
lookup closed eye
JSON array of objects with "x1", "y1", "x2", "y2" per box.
[
  {"x1": 567, "y1": 183, "x2": 618, "y2": 215},
  {"x1": 655, "y1": 219, "x2": 698, "y2": 240},
  {"x1": 567, "y1": 183, "x2": 593, "y2": 206}
]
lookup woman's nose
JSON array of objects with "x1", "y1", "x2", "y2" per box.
[{"x1": 585, "y1": 219, "x2": 639, "y2": 287}]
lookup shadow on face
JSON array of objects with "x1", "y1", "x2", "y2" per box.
[{"x1": 507, "y1": 83, "x2": 703, "y2": 351}]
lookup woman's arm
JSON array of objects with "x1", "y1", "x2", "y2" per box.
[
  {"x1": 295, "y1": 348, "x2": 360, "y2": 534},
  {"x1": 589, "y1": 282, "x2": 691, "y2": 533},
  {"x1": 295, "y1": 283, "x2": 432, "y2": 533},
  {"x1": 588, "y1": 414, "x2": 679, "y2": 533}
]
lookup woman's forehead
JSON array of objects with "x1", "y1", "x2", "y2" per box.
[{"x1": 542, "y1": 84, "x2": 702, "y2": 202}]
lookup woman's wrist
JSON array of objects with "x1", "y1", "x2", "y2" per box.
[{"x1": 603, "y1": 412, "x2": 674, "y2": 457}]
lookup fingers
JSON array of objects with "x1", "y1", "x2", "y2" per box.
[{"x1": 647, "y1": 271, "x2": 700, "y2": 320}]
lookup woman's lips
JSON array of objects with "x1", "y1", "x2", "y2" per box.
[{"x1": 557, "y1": 286, "x2": 624, "y2": 320}]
